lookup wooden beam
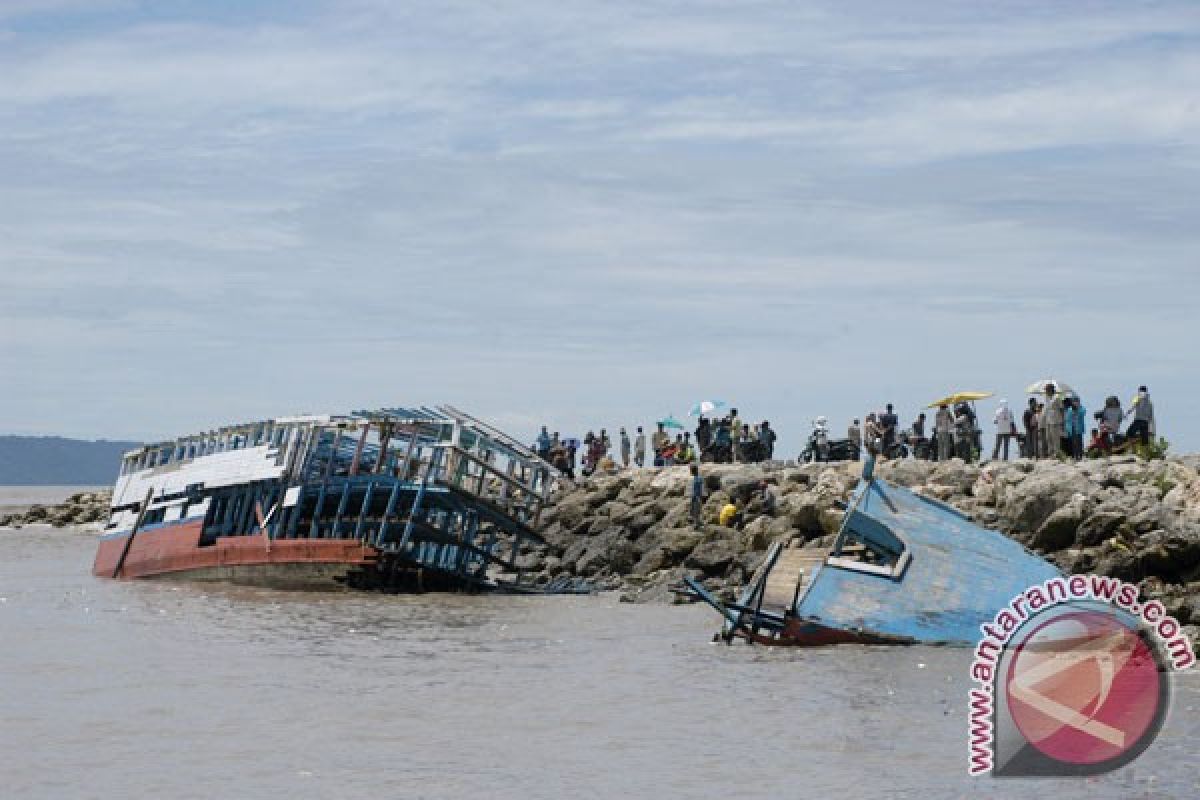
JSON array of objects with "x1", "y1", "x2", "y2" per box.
[{"x1": 112, "y1": 487, "x2": 155, "y2": 579}]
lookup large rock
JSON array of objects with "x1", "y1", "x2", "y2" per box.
[
  {"x1": 552, "y1": 494, "x2": 592, "y2": 530},
  {"x1": 1031, "y1": 494, "x2": 1091, "y2": 552},
  {"x1": 1137, "y1": 530, "x2": 1200, "y2": 580},
  {"x1": 650, "y1": 468, "x2": 690, "y2": 496},
  {"x1": 685, "y1": 528, "x2": 741, "y2": 575},
  {"x1": 535, "y1": 456, "x2": 1200, "y2": 605},
  {"x1": 876, "y1": 459, "x2": 932, "y2": 488},
  {"x1": 818, "y1": 508, "x2": 845, "y2": 537},
  {"x1": 1075, "y1": 511, "x2": 1127, "y2": 548},
  {"x1": 605, "y1": 501, "x2": 635, "y2": 526},
  {"x1": 932, "y1": 460, "x2": 980, "y2": 494},
  {"x1": 999, "y1": 465, "x2": 1092, "y2": 533},
  {"x1": 784, "y1": 491, "x2": 829, "y2": 533},
  {"x1": 718, "y1": 467, "x2": 766, "y2": 498}
]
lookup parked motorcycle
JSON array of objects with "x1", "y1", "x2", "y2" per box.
[{"x1": 800, "y1": 418, "x2": 860, "y2": 463}]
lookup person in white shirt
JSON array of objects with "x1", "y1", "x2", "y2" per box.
[
  {"x1": 992, "y1": 399, "x2": 1017, "y2": 461},
  {"x1": 633, "y1": 427, "x2": 647, "y2": 467}
]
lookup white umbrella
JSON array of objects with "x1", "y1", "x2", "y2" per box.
[
  {"x1": 691, "y1": 400, "x2": 724, "y2": 419},
  {"x1": 1026, "y1": 379, "x2": 1073, "y2": 395}
]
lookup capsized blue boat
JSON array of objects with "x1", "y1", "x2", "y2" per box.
[{"x1": 685, "y1": 458, "x2": 1062, "y2": 645}]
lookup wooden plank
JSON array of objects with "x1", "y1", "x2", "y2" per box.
[
  {"x1": 761, "y1": 545, "x2": 825, "y2": 614},
  {"x1": 112, "y1": 488, "x2": 155, "y2": 579}
]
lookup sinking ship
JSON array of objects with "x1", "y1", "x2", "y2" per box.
[
  {"x1": 685, "y1": 457, "x2": 1062, "y2": 645},
  {"x1": 93, "y1": 406, "x2": 566, "y2": 591}
]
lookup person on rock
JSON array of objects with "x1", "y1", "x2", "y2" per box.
[
  {"x1": 880, "y1": 403, "x2": 899, "y2": 451},
  {"x1": 619, "y1": 427, "x2": 631, "y2": 468},
  {"x1": 689, "y1": 464, "x2": 704, "y2": 530},
  {"x1": 1023, "y1": 398, "x2": 1040, "y2": 458},
  {"x1": 713, "y1": 420, "x2": 732, "y2": 463},
  {"x1": 1098, "y1": 396, "x2": 1123, "y2": 450},
  {"x1": 847, "y1": 418, "x2": 862, "y2": 451},
  {"x1": 651, "y1": 423, "x2": 670, "y2": 463},
  {"x1": 677, "y1": 433, "x2": 695, "y2": 464},
  {"x1": 729, "y1": 408, "x2": 742, "y2": 462},
  {"x1": 934, "y1": 404, "x2": 955, "y2": 461},
  {"x1": 634, "y1": 426, "x2": 646, "y2": 468},
  {"x1": 1041, "y1": 385, "x2": 1065, "y2": 459},
  {"x1": 1125, "y1": 386, "x2": 1155, "y2": 446},
  {"x1": 992, "y1": 399, "x2": 1017, "y2": 461},
  {"x1": 863, "y1": 412, "x2": 884, "y2": 457},
  {"x1": 719, "y1": 499, "x2": 741, "y2": 529},
  {"x1": 1065, "y1": 396, "x2": 1087, "y2": 460},
  {"x1": 695, "y1": 417, "x2": 712, "y2": 455},
  {"x1": 759, "y1": 420, "x2": 777, "y2": 460}
]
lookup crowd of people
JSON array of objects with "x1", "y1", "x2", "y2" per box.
[
  {"x1": 534, "y1": 408, "x2": 778, "y2": 479},
  {"x1": 851, "y1": 384, "x2": 1158, "y2": 464},
  {"x1": 534, "y1": 385, "x2": 1160, "y2": 478}
]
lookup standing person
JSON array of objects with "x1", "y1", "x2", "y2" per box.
[
  {"x1": 992, "y1": 399, "x2": 1017, "y2": 461},
  {"x1": 1041, "y1": 385, "x2": 1065, "y2": 458},
  {"x1": 582, "y1": 431, "x2": 595, "y2": 472},
  {"x1": 714, "y1": 419, "x2": 732, "y2": 463},
  {"x1": 847, "y1": 418, "x2": 862, "y2": 450},
  {"x1": 551, "y1": 443, "x2": 571, "y2": 480},
  {"x1": 695, "y1": 417, "x2": 712, "y2": 456},
  {"x1": 599, "y1": 428, "x2": 611, "y2": 455},
  {"x1": 550, "y1": 431, "x2": 561, "y2": 452},
  {"x1": 864, "y1": 413, "x2": 882, "y2": 457},
  {"x1": 759, "y1": 421, "x2": 777, "y2": 460},
  {"x1": 1125, "y1": 386, "x2": 1155, "y2": 446},
  {"x1": 953, "y1": 403, "x2": 974, "y2": 461},
  {"x1": 912, "y1": 412, "x2": 927, "y2": 441},
  {"x1": 724, "y1": 410, "x2": 734, "y2": 460},
  {"x1": 689, "y1": 464, "x2": 704, "y2": 530},
  {"x1": 1065, "y1": 397, "x2": 1087, "y2": 460},
  {"x1": 880, "y1": 403, "x2": 899, "y2": 451},
  {"x1": 567, "y1": 439, "x2": 578, "y2": 478},
  {"x1": 678, "y1": 433, "x2": 695, "y2": 464},
  {"x1": 1023, "y1": 398, "x2": 1040, "y2": 458},
  {"x1": 1035, "y1": 402, "x2": 1046, "y2": 457},
  {"x1": 633, "y1": 426, "x2": 646, "y2": 467},
  {"x1": 1099, "y1": 396, "x2": 1123, "y2": 448},
  {"x1": 934, "y1": 403, "x2": 954, "y2": 461},
  {"x1": 651, "y1": 423, "x2": 670, "y2": 464},
  {"x1": 536, "y1": 426, "x2": 551, "y2": 458},
  {"x1": 589, "y1": 435, "x2": 606, "y2": 475},
  {"x1": 619, "y1": 427, "x2": 631, "y2": 468}
]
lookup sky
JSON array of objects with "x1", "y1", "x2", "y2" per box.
[{"x1": 1, "y1": 0, "x2": 1197, "y2": 455}]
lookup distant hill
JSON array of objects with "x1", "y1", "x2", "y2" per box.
[{"x1": 0, "y1": 436, "x2": 141, "y2": 485}]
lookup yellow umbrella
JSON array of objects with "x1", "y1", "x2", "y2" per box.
[{"x1": 927, "y1": 391, "x2": 994, "y2": 408}]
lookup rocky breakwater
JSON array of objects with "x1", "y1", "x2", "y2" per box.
[
  {"x1": 528, "y1": 456, "x2": 1200, "y2": 645},
  {"x1": 0, "y1": 490, "x2": 113, "y2": 528}
]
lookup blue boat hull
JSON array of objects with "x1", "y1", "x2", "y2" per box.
[{"x1": 688, "y1": 471, "x2": 1062, "y2": 646}]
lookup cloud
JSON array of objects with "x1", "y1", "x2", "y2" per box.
[{"x1": 0, "y1": 1, "x2": 1197, "y2": 449}]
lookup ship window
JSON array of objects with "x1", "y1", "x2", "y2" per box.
[{"x1": 826, "y1": 511, "x2": 911, "y2": 580}]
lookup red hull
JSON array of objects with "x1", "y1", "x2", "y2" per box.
[{"x1": 93, "y1": 520, "x2": 377, "y2": 583}]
